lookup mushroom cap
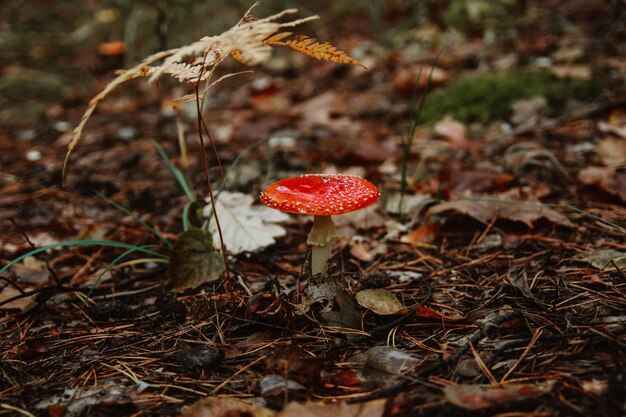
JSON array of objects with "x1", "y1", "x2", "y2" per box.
[{"x1": 260, "y1": 174, "x2": 380, "y2": 216}]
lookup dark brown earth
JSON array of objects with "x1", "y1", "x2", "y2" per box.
[{"x1": 1, "y1": 1, "x2": 625, "y2": 416}]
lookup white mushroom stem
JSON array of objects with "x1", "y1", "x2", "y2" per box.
[{"x1": 307, "y1": 215, "x2": 339, "y2": 276}]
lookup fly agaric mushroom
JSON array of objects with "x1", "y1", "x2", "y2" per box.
[{"x1": 260, "y1": 174, "x2": 380, "y2": 276}]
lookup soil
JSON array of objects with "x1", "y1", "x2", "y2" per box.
[{"x1": 1, "y1": 1, "x2": 625, "y2": 416}]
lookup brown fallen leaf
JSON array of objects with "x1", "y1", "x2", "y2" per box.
[
  {"x1": 586, "y1": 249, "x2": 626, "y2": 271},
  {"x1": 579, "y1": 166, "x2": 626, "y2": 203},
  {"x1": 391, "y1": 64, "x2": 449, "y2": 92},
  {"x1": 440, "y1": 166, "x2": 515, "y2": 198},
  {"x1": 434, "y1": 117, "x2": 468, "y2": 150},
  {"x1": 180, "y1": 397, "x2": 274, "y2": 417},
  {"x1": 364, "y1": 346, "x2": 420, "y2": 374},
  {"x1": 426, "y1": 198, "x2": 574, "y2": 228},
  {"x1": 291, "y1": 90, "x2": 349, "y2": 129},
  {"x1": 414, "y1": 305, "x2": 464, "y2": 321},
  {"x1": 401, "y1": 222, "x2": 439, "y2": 246},
  {"x1": 277, "y1": 399, "x2": 386, "y2": 417},
  {"x1": 444, "y1": 381, "x2": 555, "y2": 410},
  {"x1": 168, "y1": 229, "x2": 225, "y2": 293},
  {"x1": 596, "y1": 137, "x2": 626, "y2": 167},
  {"x1": 0, "y1": 286, "x2": 37, "y2": 311}
]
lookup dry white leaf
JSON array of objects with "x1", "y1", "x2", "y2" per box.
[{"x1": 204, "y1": 191, "x2": 289, "y2": 254}]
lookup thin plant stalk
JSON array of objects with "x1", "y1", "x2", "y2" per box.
[
  {"x1": 193, "y1": 53, "x2": 231, "y2": 286},
  {"x1": 399, "y1": 53, "x2": 441, "y2": 216}
]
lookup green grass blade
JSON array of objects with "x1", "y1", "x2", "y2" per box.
[
  {"x1": 88, "y1": 245, "x2": 167, "y2": 295},
  {"x1": 95, "y1": 191, "x2": 173, "y2": 249},
  {"x1": 152, "y1": 140, "x2": 196, "y2": 203},
  {"x1": 1, "y1": 240, "x2": 168, "y2": 275},
  {"x1": 182, "y1": 200, "x2": 194, "y2": 231}
]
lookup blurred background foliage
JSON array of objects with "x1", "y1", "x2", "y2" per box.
[{"x1": 0, "y1": 0, "x2": 623, "y2": 125}]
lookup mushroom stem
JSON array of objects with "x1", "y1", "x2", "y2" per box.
[{"x1": 307, "y1": 215, "x2": 339, "y2": 276}]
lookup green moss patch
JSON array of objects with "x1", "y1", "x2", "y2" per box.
[{"x1": 420, "y1": 67, "x2": 604, "y2": 124}]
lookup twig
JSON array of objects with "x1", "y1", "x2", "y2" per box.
[
  {"x1": 0, "y1": 275, "x2": 26, "y2": 295},
  {"x1": 9, "y1": 218, "x2": 62, "y2": 286}
]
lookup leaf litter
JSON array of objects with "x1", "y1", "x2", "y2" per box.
[{"x1": 2, "y1": 2, "x2": 626, "y2": 417}]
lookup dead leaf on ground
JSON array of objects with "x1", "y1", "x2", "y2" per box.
[
  {"x1": 364, "y1": 346, "x2": 420, "y2": 374},
  {"x1": 400, "y1": 222, "x2": 439, "y2": 246},
  {"x1": 291, "y1": 91, "x2": 351, "y2": 131},
  {"x1": 598, "y1": 108, "x2": 626, "y2": 138},
  {"x1": 385, "y1": 193, "x2": 434, "y2": 216},
  {"x1": 168, "y1": 229, "x2": 225, "y2": 292},
  {"x1": 333, "y1": 204, "x2": 386, "y2": 231},
  {"x1": 10, "y1": 256, "x2": 49, "y2": 285},
  {"x1": 510, "y1": 96, "x2": 548, "y2": 126},
  {"x1": 440, "y1": 165, "x2": 515, "y2": 198},
  {"x1": 348, "y1": 239, "x2": 387, "y2": 263},
  {"x1": 426, "y1": 197, "x2": 574, "y2": 228},
  {"x1": 596, "y1": 137, "x2": 626, "y2": 167},
  {"x1": 444, "y1": 381, "x2": 555, "y2": 410},
  {"x1": 508, "y1": 270, "x2": 534, "y2": 299},
  {"x1": 259, "y1": 375, "x2": 306, "y2": 396},
  {"x1": 0, "y1": 286, "x2": 37, "y2": 311},
  {"x1": 434, "y1": 117, "x2": 468, "y2": 150},
  {"x1": 586, "y1": 249, "x2": 626, "y2": 271},
  {"x1": 204, "y1": 191, "x2": 290, "y2": 254},
  {"x1": 579, "y1": 166, "x2": 626, "y2": 203},
  {"x1": 36, "y1": 385, "x2": 131, "y2": 417},
  {"x1": 319, "y1": 287, "x2": 362, "y2": 329},
  {"x1": 180, "y1": 397, "x2": 274, "y2": 417},
  {"x1": 277, "y1": 399, "x2": 386, "y2": 417},
  {"x1": 294, "y1": 281, "x2": 337, "y2": 315},
  {"x1": 356, "y1": 289, "x2": 405, "y2": 315},
  {"x1": 414, "y1": 305, "x2": 464, "y2": 321},
  {"x1": 391, "y1": 64, "x2": 449, "y2": 92},
  {"x1": 503, "y1": 142, "x2": 571, "y2": 182}
]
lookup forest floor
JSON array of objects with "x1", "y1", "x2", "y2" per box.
[{"x1": 1, "y1": 1, "x2": 626, "y2": 416}]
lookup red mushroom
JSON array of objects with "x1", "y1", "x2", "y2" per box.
[{"x1": 260, "y1": 174, "x2": 380, "y2": 276}]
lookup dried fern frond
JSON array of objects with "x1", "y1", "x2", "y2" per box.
[
  {"x1": 270, "y1": 35, "x2": 366, "y2": 68},
  {"x1": 64, "y1": 4, "x2": 364, "y2": 179}
]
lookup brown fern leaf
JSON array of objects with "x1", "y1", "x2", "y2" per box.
[
  {"x1": 263, "y1": 32, "x2": 292, "y2": 46},
  {"x1": 283, "y1": 35, "x2": 365, "y2": 68},
  {"x1": 230, "y1": 49, "x2": 247, "y2": 64}
]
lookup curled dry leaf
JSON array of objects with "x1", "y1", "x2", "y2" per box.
[
  {"x1": 168, "y1": 229, "x2": 225, "y2": 292},
  {"x1": 356, "y1": 288, "x2": 405, "y2": 315},
  {"x1": 401, "y1": 222, "x2": 439, "y2": 246}
]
